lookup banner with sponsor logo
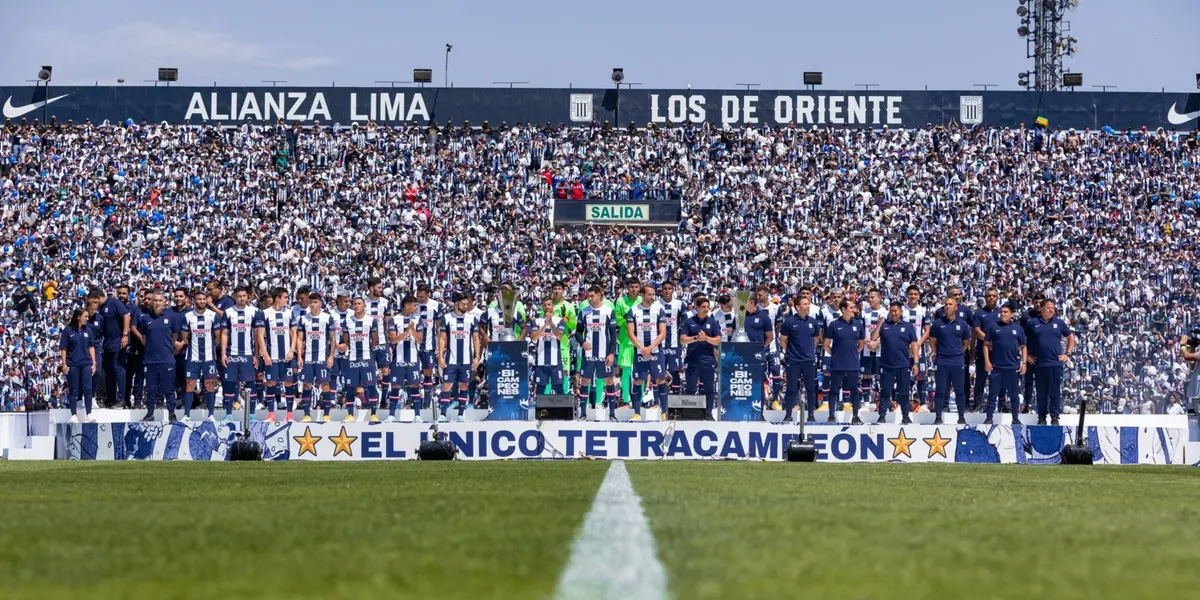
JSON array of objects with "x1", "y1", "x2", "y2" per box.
[
  {"x1": 5, "y1": 86, "x2": 1200, "y2": 130},
  {"x1": 486, "y1": 341, "x2": 529, "y2": 420},
  {"x1": 55, "y1": 421, "x2": 1189, "y2": 464},
  {"x1": 720, "y1": 343, "x2": 764, "y2": 421}
]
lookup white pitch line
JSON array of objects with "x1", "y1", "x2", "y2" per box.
[{"x1": 552, "y1": 460, "x2": 669, "y2": 600}]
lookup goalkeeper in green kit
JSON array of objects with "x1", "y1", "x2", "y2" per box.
[
  {"x1": 614, "y1": 277, "x2": 642, "y2": 406},
  {"x1": 544, "y1": 281, "x2": 576, "y2": 395}
]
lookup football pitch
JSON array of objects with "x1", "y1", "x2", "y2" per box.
[{"x1": 1, "y1": 461, "x2": 1197, "y2": 600}]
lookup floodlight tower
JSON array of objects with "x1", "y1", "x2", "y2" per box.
[{"x1": 1016, "y1": 0, "x2": 1080, "y2": 91}]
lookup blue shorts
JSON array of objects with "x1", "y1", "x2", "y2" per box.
[
  {"x1": 224, "y1": 355, "x2": 256, "y2": 383},
  {"x1": 443, "y1": 364, "x2": 472, "y2": 385},
  {"x1": 185, "y1": 360, "x2": 218, "y2": 381},
  {"x1": 343, "y1": 359, "x2": 377, "y2": 388},
  {"x1": 633, "y1": 352, "x2": 666, "y2": 381},
  {"x1": 662, "y1": 347, "x2": 682, "y2": 371},
  {"x1": 419, "y1": 350, "x2": 434, "y2": 371},
  {"x1": 264, "y1": 359, "x2": 296, "y2": 384},
  {"x1": 390, "y1": 362, "x2": 422, "y2": 387},
  {"x1": 533, "y1": 365, "x2": 564, "y2": 389},
  {"x1": 580, "y1": 357, "x2": 613, "y2": 381},
  {"x1": 299, "y1": 362, "x2": 331, "y2": 385},
  {"x1": 372, "y1": 348, "x2": 390, "y2": 368},
  {"x1": 861, "y1": 356, "x2": 881, "y2": 376}
]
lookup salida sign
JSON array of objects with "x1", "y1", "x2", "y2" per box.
[{"x1": 586, "y1": 204, "x2": 649, "y2": 222}]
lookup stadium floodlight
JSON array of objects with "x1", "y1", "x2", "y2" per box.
[
  {"x1": 413, "y1": 69, "x2": 433, "y2": 84},
  {"x1": 1062, "y1": 72, "x2": 1083, "y2": 87},
  {"x1": 1017, "y1": 25, "x2": 1029, "y2": 37},
  {"x1": 157, "y1": 68, "x2": 178, "y2": 82},
  {"x1": 611, "y1": 68, "x2": 625, "y2": 85},
  {"x1": 803, "y1": 71, "x2": 823, "y2": 86},
  {"x1": 1018, "y1": 0, "x2": 1027, "y2": 4},
  {"x1": 37, "y1": 66, "x2": 52, "y2": 82},
  {"x1": 1017, "y1": 6, "x2": 1028, "y2": 16}
]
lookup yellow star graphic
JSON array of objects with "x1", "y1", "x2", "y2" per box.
[
  {"x1": 329, "y1": 426, "x2": 358, "y2": 457},
  {"x1": 923, "y1": 429, "x2": 951, "y2": 459},
  {"x1": 888, "y1": 429, "x2": 915, "y2": 459},
  {"x1": 292, "y1": 426, "x2": 322, "y2": 457}
]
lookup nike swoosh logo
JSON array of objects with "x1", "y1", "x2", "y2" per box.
[
  {"x1": 2, "y1": 94, "x2": 70, "y2": 119},
  {"x1": 1167, "y1": 102, "x2": 1200, "y2": 125}
]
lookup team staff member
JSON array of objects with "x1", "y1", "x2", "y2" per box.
[
  {"x1": 1019, "y1": 292, "x2": 1045, "y2": 412},
  {"x1": 1026, "y1": 299, "x2": 1075, "y2": 425},
  {"x1": 984, "y1": 304, "x2": 1027, "y2": 424},
  {"x1": 120, "y1": 286, "x2": 147, "y2": 408},
  {"x1": 872, "y1": 301, "x2": 919, "y2": 425},
  {"x1": 87, "y1": 288, "x2": 131, "y2": 409},
  {"x1": 779, "y1": 295, "x2": 821, "y2": 422},
  {"x1": 575, "y1": 285, "x2": 620, "y2": 419},
  {"x1": 824, "y1": 299, "x2": 865, "y2": 424},
  {"x1": 743, "y1": 294, "x2": 776, "y2": 409},
  {"x1": 971, "y1": 289, "x2": 1002, "y2": 411},
  {"x1": 929, "y1": 296, "x2": 972, "y2": 425},
  {"x1": 681, "y1": 295, "x2": 721, "y2": 420},
  {"x1": 60, "y1": 308, "x2": 98, "y2": 422},
  {"x1": 133, "y1": 291, "x2": 185, "y2": 422}
]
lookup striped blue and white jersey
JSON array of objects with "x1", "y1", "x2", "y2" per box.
[
  {"x1": 629, "y1": 303, "x2": 666, "y2": 355},
  {"x1": 484, "y1": 306, "x2": 523, "y2": 340},
  {"x1": 331, "y1": 307, "x2": 351, "y2": 357},
  {"x1": 860, "y1": 305, "x2": 887, "y2": 357},
  {"x1": 762, "y1": 301, "x2": 783, "y2": 353},
  {"x1": 221, "y1": 305, "x2": 259, "y2": 358},
  {"x1": 298, "y1": 311, "x2": 338, "y2": 363},
  {"x1": 531, "y1": 316, "x2": 564, "y2": 367},
  {"x1": 389, "y1": 313, "x2": 424, "y2": 365},
  {"x1": 342, "y1": 315, "x2": 376, "y2": 362},
  {"x1": 417, "y1": 299, "x2": 442, "y2": 352},
  {"x1": 575, "y1": 303, "x2": 618, "y2": 360},
  {"x1": 655, "y1": 298, "x2": 686, "y2": 350},
  {"x1": 441, "y1": 312, "x2": 480, "y2": 366},
  {"x1": 257, "y1": 307, "x2": 296, "y2": 361},
  {"x1": 366, "y1": 296, "x2": 391, "y2": 348},
  {"x1": 183, "y1": 309, "x2": 220, "y2": 362}
]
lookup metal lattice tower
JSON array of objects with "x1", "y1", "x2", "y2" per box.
[{"x1": 1017, "y1": 0, "x2": 1079, "y2": 91}]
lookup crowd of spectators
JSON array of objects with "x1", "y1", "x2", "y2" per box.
[{"x1": 2, "y1": 116, "x2": 1198, "y2": 414}]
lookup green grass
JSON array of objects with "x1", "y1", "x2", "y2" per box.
[
  {"x1": 0, "y1": 461, "x2": 609, "y2": 600},
  {"x1": 627, "y1": 463, "x2": 1200, "y2": 600},
  {"x1": 2, "y1": 461, "x2": 1197, "y2": 600}
]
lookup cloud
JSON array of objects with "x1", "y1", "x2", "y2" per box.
[{"x1": 104, "y1": 22, "x2": 336, "y2": 72}]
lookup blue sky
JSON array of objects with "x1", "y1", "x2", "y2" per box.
[{"x1": 2, "y1": 0, "x2": 1196, "y2": 91}]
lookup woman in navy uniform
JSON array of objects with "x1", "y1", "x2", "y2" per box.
[
  {"x1": 59, "y1": 308, "x2": 98, "y2": 423},
  {"x1": 680, "y1": 296, "x2": 722, "y2": 420}
]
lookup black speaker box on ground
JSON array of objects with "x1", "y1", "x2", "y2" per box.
[
  {"x1": 667, "y1": 395, "x2": 707, "y2": 421},
  {"x1": 418, "y1": 439, "x2": 456, "y2": 460},
  {"x1": 786, "y1": 439, "x2": 817, "y2": 462},
  {"x1": 230, "y1": 438, "x2": 262, "y2": 461},
  {"x1": 536, "y1": 395, "x2": 576, "y2": 421}
]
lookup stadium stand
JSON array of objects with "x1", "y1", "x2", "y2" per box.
[{"x1": 1, "y1": 116, "x2": 1198, "y2": 416}]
